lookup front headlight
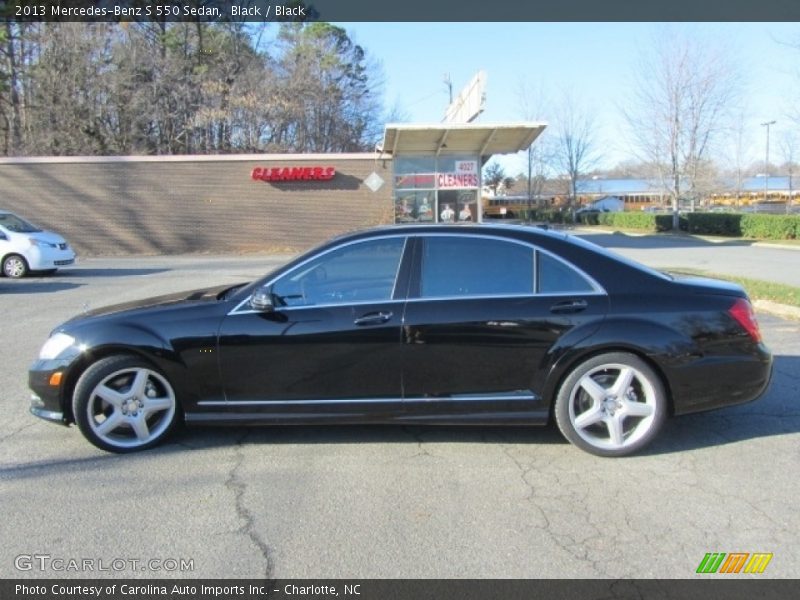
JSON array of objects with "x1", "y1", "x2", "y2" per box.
[
  {"x1": 39, "y1": 333, "x2": 76, "y2": 360},
  {"x1": 29, "y1": 238, "x2": 57, "y2": 248}
]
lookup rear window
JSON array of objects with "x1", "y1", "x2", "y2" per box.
[{"x1": 537, "y1": 252, "x2": 595, "y2": 294}]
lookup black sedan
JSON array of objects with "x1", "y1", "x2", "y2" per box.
[{"x1": 28, "y1": 225, "x2": 772, "y2": 456}]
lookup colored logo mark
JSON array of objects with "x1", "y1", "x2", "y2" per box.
[{"x1": 696, "y1": 552, "x2": 773, "y2": 574}]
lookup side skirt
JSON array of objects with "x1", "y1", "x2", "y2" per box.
[{"x1": 186, "y1": 393, "x2": 550, "y2": 426}]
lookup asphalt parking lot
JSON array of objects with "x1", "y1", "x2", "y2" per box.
[{"x1": 1, "y1": 248, "x2": 798, "y2": 579}]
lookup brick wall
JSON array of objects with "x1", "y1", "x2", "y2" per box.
[{"x1": 0, "y1": 155, "x2": 393, "y2": 256}]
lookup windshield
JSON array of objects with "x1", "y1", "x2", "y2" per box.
[{"x1": 0, "y1": 213, "x2": 42, "y2": 233}]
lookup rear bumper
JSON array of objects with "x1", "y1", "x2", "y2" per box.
[{"x1": 669, "y1": 344, "x2": 773, "y2": 416}]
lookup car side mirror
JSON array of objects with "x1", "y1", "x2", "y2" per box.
[
  {"x1": 249, "y1": 288, "x2": 274, "y2": 312},
  {"x1": 0, "y1": 232, "x2": 7, "y2": 240}
]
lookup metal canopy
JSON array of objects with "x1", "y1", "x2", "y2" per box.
[{"x1": 381, "y1": 122, "x2": 547, "y2": 158}]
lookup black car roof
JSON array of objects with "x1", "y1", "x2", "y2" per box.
[
  {"x1": 334, "y1": 223, "x2": 672, "y2": 292},
  {"x1": 334, "y1": 222, "x2": 572, "y2": 244}
]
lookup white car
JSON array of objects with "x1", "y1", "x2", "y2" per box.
[{"x1": 0, "y1": 211, "x2": 76, "y2": 278}]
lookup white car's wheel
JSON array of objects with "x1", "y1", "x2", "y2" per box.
[
  {"x1": 73, "y1": 355, "x2": 179, "y2": 453},
  {"x1": 3, "y1": 254, "x2": 29, "y2": 278},
  {"x1": 554, "y1": 352, "x2": 667, "y2": 457}
]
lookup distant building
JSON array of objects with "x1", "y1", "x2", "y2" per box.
[
  {"x1": 711, "y1": 176, "x2": 799, "y2": 206},
  {"x1": 485, "y1": 177, "x2": 667, "y2": 216},
  {"x1": 583, "y1": 195, "x2": 625, "y2": 212},
  {"x1": 485, "y1": 175, "x2": 798, "y2": 216}
]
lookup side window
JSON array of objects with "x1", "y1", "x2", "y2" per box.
[
  {"x1": 420, "y1": 237, "x2": 534, "y2": 298},
  {"x1": 537, "y1": 252, "x2": 595, "y2": 294},
  {"x1": 272, "y1": 238, "x2": 406, "y2": 307}
]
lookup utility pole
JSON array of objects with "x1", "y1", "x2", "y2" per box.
[
  {"x1": 443, "y1": 74, "x2": 453, "y2": 104},
  {"x1": 527, "y1": 146, "x2": 533, "y2": 222}
]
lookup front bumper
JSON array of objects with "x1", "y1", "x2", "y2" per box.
[
  {"x1": 25, "y1": 246, "x2": 76, "y2": 270},
  {"x1": 30, "y1": 402, "x2": 66, "y2": 424},
  {"x1": 29, "y1": 359, "x2": 73, "y2": 425}
]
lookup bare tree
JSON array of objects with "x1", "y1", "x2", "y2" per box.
[
  {"x1": 0, "y1": 22, "x2": 38, "y2": 155},
  {"x1": 515, "y1": 81, "x2": 553, "y2": 219},
  {"x1": 0, "y1": 21, "x2": 387, "y2": 157},
  {"x1": 483, "y1": 161, "x2": 514, "y2": 196},
  {"x1": 722, "y1": 110, "x2": 751, "y2": 209},
  {"x1": 624, "y1": 29, "x2": 739, "y2": 227},
  {"x1": 27, "y1": 24, "x2": 120, "y2": 155},
  {"x1": 273, "y1": 23, "x2": 383, "y2": 153},
  {"x1": 552, "y1": 90, "x2": 600, "y2": 211},
  {"x1": 780, "y1": 131, "x2": 798, "y2": 213}
]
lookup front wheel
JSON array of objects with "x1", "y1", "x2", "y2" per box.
[
  {"x1": 73, "y1": 355, "x2": 179, "y2": 453},
  {"x1": 554, "y1": 352, "x2": 667, "y2": 457},
  {"x1": 3, "y1": 254, "x2": 29, "y2": 278}
]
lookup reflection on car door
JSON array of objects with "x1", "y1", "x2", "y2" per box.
[
  {"x1": 400, "y1": 235, "x2": 608, "y2": 424},
  {"x1": 215, "y1": 236, "x2": 410, "y2": 418}
]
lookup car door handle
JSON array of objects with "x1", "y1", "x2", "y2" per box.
[
  {"x1": 354, "y1": 311, "x2": 393, "y2": 326},
  {"x1": 550, "y1": 299, "x2": 588, "y2": 314}
]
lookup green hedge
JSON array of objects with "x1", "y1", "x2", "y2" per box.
[
  {"x1": 740, "y1": 214, "x2": 800, "y2": 240},
  {"x1": 582, "y1": 211, "x2": 800, "y2": 239},
  {"x1": 526, "y1": 209, "x2": 799, "y2": 239},
  {"x1": 685, "y1": 213, "x2": 742, "y2": 236},
  {"x1": 685, "y1": 213, "x2": 800, "y2": 239},
  {"x1": 533, "y1": 209, "x2": 569, "y2": 223},
  {"x1": 575, "y1": 211, "x2": 600, "y2": 225},
  {"x1": 593, "y1": 212, "x2": 673, "y2": 232}
]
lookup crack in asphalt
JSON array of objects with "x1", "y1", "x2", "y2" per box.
[
  {"x1": 225, "y1": 432, "x2": 275, "y2": 579},
  {"x1": 496, "y1": 437, "x2": 607, "y2": 576},
  {"x1": 0, "y1": 422, "x2": 37, "y2": 445},
  {"x1": 497, "y1": 439, "x2": 538, "y2": 503},
  {"x1": 689, "y1": 477, "x2": 795, "y2": 539}
]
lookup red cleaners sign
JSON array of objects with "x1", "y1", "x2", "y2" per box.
[{"x1": 251, "y1": 166, "x2": 336, "y2": 182}]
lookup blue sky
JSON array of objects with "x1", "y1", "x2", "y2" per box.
[{"x1": 339, "y1": 22, "x2": 800, "y2": 176}]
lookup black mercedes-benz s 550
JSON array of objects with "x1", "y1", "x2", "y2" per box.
[{"x1": 29, "y1": 224, "x2": 772, "y2": 456}]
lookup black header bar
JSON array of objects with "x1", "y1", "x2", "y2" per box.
[{"x1": 3, "y1": 0, "x2": 800, "y2": 23}]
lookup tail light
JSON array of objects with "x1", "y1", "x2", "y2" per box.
[{"x1": 728, "y1": 298, "x2": 762, "y2": 343}]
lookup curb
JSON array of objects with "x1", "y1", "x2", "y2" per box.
[
  {"x1": 753, "y1": 299, "x2": 800, "y2": 321},
  {"x1": 753, "y1": 242, "x2": 800, "y2": 252}
]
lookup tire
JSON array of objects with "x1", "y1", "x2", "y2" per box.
[
  {"x1": 554, "y1": 352, "x2": 667, "y2": 457},
  {"x1": 72, "y1": 355, "x2": 179, "y2": 453},
  {"x1": 3, "y1": 254, "x2": 29, "y2": 278}
]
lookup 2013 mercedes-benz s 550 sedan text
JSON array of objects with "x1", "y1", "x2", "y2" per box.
[{"x1": 28, "y1": 225, "x2": 773, "y2": 456}]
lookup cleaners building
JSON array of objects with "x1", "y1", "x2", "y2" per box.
[{"x1": 0, "y1": 122, "x2": 544, "y2": 256}]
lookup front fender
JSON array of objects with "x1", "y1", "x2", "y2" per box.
[{"x1": 60, "y1": 319, "x2": 216, "y2": 418}]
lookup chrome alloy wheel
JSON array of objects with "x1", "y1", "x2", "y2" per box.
[
  {"x1": 85, "y1": 366, "x2": 176, "y2": 450},
  {"x1": 567, "y1": 363, "x2": 657, "y2": 452}
]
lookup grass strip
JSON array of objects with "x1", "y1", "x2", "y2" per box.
[{"x1": 665, "y1": 268, "x2": 800, "y2": 308}]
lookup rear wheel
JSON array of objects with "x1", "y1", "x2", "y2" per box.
[
  {"x1": 554, "y1": 352, "x2": 666, "y2": 457},
  {"x1": 3, "y1": 254, "x2": 29, "y2": 278},
  {"x1": 73, "y1": 355, "x2": 179, "y2": 453}
]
